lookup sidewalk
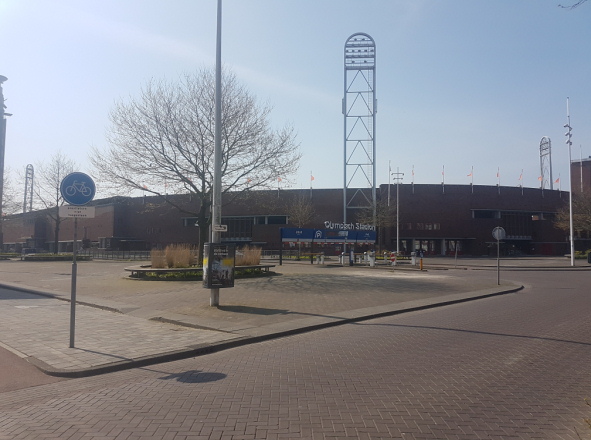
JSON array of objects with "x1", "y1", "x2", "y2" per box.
[{"x1": 0, "y1": 258, "x2": 532, "y2": 377}]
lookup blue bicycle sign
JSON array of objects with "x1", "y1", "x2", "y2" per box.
[{"x1": 60, "y1": 172, "x2": 96, "y2": 206}]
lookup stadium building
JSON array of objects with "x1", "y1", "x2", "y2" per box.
[{"x1": 1, "y1": 181, "x2": 579, "y2": 257}]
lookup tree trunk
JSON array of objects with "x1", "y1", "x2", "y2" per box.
[
  {"x1": 53, "y1": 206, "x2": 60, "y2": 254},
  {"x1": 196, "y1": 200, "x2": 211, "y2": 265}
]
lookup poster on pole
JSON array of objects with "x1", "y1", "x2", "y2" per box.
[{"x1": 203, "y1": 243, "x2": 236, "y2": 289}]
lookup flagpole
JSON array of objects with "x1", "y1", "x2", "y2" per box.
[
  {"x1": 470, "y1": 166, "x2": 473, "y2": 193},
  {"x1": 411, "y1": 165, "x2": 415, "y2": 194},
  {"x1": 442, "y1": 165, "x2": 445, "y2": 194},
  {"x1": 581, "y1": 145, "x2": 584, "y2": 193},
  {"x1": 388, "y1": 160, "x2": 391, "y2": 206}
]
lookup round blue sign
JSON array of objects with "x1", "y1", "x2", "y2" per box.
[{"x1": 60, "y1": 172, "x2": 96, "y2": 206}]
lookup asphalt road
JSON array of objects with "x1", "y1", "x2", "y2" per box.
[{"x1": 0, "y1": 268, "x2": 590, "y2": 439}]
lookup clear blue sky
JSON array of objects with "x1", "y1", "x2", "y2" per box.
[{"x1": 1, "y1": 0, "x2": 590, "y2": 195}]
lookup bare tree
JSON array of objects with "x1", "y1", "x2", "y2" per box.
[
  {"x1": 356, "y1": 200, "x2": 396, "y2": 252},
  {"x1": 554, "y1": 192, "x2": 591, "y2": 237},
  {"x1": 90, "y1": 67, "x2": 300, "y2": 261},
  {"x1": 35, "y1": 151, "x2": 76, "y2": 253},
  {"x1": 2, "y1": 167, "x2": 20, "y2": 216},
  {"x1": 285, "y1": 192, "x2": 316, "y2": 228},
  {"x1": 283, "y1": 192, "x2": 316, "y2": 259}
]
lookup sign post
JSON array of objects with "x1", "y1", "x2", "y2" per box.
[
  {"x1": 60, "y1": 172, "x2": 96, "y2": 348},
  {"x1": 492, "y1": 227, "x2": 506, "y2": 286}
]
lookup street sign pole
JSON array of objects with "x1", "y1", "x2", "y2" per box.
[
  {"x1": 492, "y1": 227, "x2": 506, "y2": 286},
  {"x1": 60, "y1": 172, "x2": 96, "y2": 348},
  {"x1": 497, "y1": 235, "x2": 500, "y2": 286},
  {"x1": 69, "y1": 218, "x2": 78, "y2": 348}
]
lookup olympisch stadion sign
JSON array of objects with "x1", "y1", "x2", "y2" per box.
[{"x1": 324, "y1": 221, "x2": 375, "y2": 231}]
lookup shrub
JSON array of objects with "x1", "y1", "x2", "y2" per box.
[
  {"x1": 165, "y1": 244, "x2": 195, "y2": 268},
  {"x1": 236, "y1": 245, "x2": 261, "y2": 266},
  {"x1": 151, "y1": 249, "x2": 167, "y2": 268},
  {"x1": 151, "y1": 244, "x2": 196, "y2": 268}
]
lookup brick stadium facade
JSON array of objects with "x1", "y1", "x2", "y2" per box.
[{"x1": 2, "y1": 182, "x2": 578, "y2": 257}]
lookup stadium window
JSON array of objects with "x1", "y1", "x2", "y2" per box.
[
  {"x1": 267, "y1": 216, "x2": 288, "y2": 225},
  {"x1": 473, "y1": 210, "x2": 499, "y2": 219}
]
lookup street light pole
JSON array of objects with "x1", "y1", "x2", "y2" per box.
[
  {"x1": 210, "y1": 0, "x2": 223, "y2": 306},
  {"x1": 391, "y1": 167, "x2": 404, "y2": 255},
  {"x1": 565, "y1": 97, "x2": 575, "y2": 267}
]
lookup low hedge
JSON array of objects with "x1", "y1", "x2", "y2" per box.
[{"x1": 22, "y1": 254, "x2": 93, "y2": 262}]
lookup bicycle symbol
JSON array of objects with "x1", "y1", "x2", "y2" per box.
[{"x1": 65, "y1": 181, "x2": 92, "y2": 197}]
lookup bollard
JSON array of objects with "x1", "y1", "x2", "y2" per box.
[
  {"x1": 420, "y1": 258, "x2": 423, "y2": 270},
  {"x1": 320, "y1": 254, "x2": 325, "y2": 265}
]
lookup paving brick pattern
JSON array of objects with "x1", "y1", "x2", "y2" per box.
[
  {"x1": 1, "y1": 270, "x2": 590, "y2": 439},
  {"x1": 0, "y1": 260, "x2": 500, "y2": 373},
  {"x1": 0, "y1": 289, "x2": 240, "y2": 371}
]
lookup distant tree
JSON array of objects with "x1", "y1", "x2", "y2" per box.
[
  {"x1": 554, "y1": 192, "x2": 591, "y2": 237},
  {"x1": 90, "y1": 67, "x2": 300, "y2": 262},
  {"x1": 285, "y1": 192, "x2": 316, "y2": 228},
  {"x1": 2, "y1": 167, "x2": 20, "y2": 216},
  {"x1": 356, "y1": 200, "x2": 396, "y2": 229},
  {"x1": 282, "y1": 192, "x2": 316, "y2": 259},
  {"x1": 34, "y1": 151, "x2": 76, "y2": 253},
  {"x1": 356, "y1": 200, "x2": 396, "y2": 252}
]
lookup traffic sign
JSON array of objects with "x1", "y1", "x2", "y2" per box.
[
  {"x1": 59, "y1": 205, "x2": 96, "y2": 218},
  {"x1": 60, "y1": 172, "x2": 96, "y2": 206},
  {"x1": 213, "y1": 224, "x2": 228, "y2": 232},
  {"x1": 492, "y1": 226, "x2": 506, "y2": 241}
]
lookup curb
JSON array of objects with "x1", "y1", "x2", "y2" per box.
[{"x1": 29, "y1": 284, "x2": 524, "y2": 378}]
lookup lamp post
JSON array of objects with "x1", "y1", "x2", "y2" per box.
[
  {"x1": 210, "y1": 0, "x2": 223, "y2": 306},
  {"x1": 564, "y1": 97, "x2": 575, "y2": 267},
  {"x1": 391, "y1": 167, "x2": 404, "y2": 255}
]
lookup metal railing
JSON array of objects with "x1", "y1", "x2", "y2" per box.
[{"x1": 79, "y1": 249, "x2": 151, "y2": 261}]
